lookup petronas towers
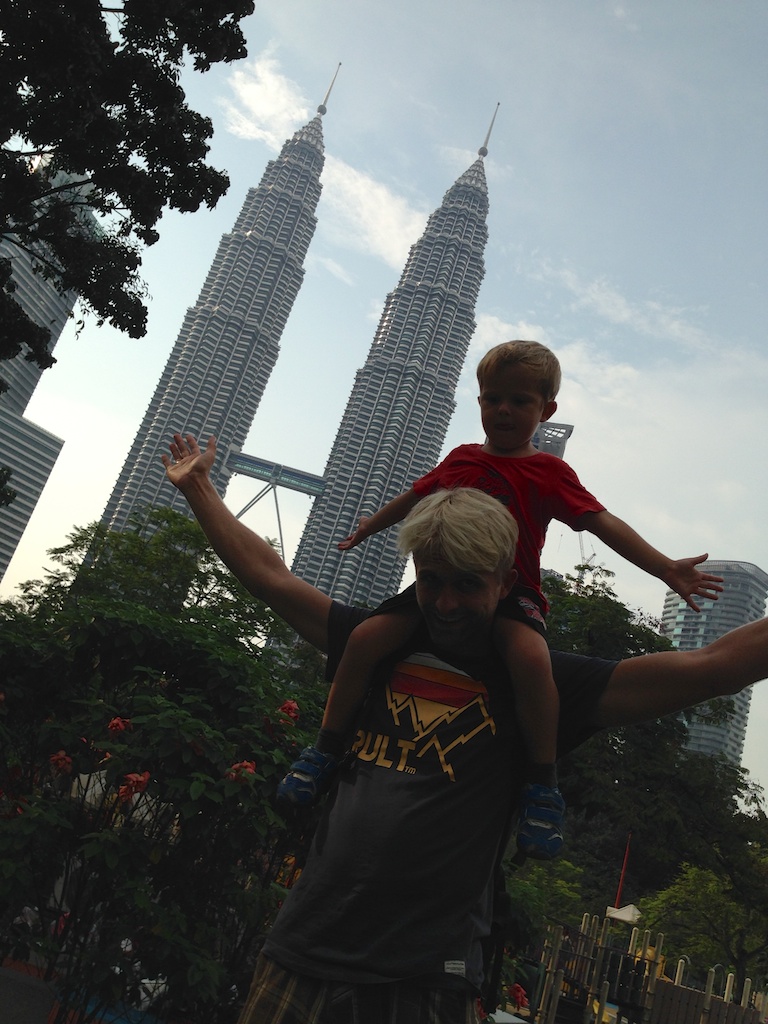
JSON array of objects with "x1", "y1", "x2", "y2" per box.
[
  {"x1": 101, "y1": 109, "x2": 327, "y2": 531},
  {"x1": 101, "y1": 95, "x2": 493, "y2": 607},
  {"x1": 291, "y1": 158, "x2": 489, "y2": 605}
]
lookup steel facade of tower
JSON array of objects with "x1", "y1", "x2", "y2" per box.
[
  {"x1": 101, "y1": 114, "x2": 326, "y2": 531},
  {"x1": 0, "y1": 232, "x2": 75, "y2": 579},
  {"x1": 291, "y1": 158, "x2": 489, "y2": 606},
  {"x1": 661, "y1": 559, "x2": 768, "y2": 764}
]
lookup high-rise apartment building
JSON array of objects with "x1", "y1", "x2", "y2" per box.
[
  {"x1": 291, "y1": 153, "x2": 490, "y2": 606},
  {"x1": 100, "y1": 105, "x2": 329, "y2": 532},
  {"x1": 661, "y1": 559, "x2": 768, "y2": 763},
  {"x1": 0, "y1": 209, "x2": 78, "y2": 579}
]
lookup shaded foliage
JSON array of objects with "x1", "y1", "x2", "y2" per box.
[
  {"x1": 0, "y1": 509, "x2": 327, "y2": 1024},
  {"x1": 0, "y1": 0, "x2": 254, "y2": 384},
  {"x1": 505, "y1": 565, "x2": 767, "y2": 955},
  {"x1": 0, "y1": 464, "x2": 15, "y2": 506},
  {"x1": 642, "y1": 860, "x2": 768, "y2": 997}
]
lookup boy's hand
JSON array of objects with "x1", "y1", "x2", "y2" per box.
[
  {"x1": 338, "y1": 516, "x2": 372, "y2": 551},
  {"x1": 162, "y1": 433, "x2": 216, "y2": 490},
  {"x1": 664, "y1": 554, "x2": 724, "y2": 613}
]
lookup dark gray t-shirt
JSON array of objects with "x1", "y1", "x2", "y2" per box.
[{"x1": 263, "y1": 603, "x2": 615, "y2": 992}]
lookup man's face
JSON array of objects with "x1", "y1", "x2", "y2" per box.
[{"x1": 414, "y1": 556, "x2": 516, "y2": 656}]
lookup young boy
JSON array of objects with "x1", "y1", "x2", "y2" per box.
[{"x1": 277, "y1": 341, "x2": 723, "y2": 858}]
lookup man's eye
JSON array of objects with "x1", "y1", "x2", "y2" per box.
[{"x1": 457, "y1": 579, "x2": 481, "y2": 592}]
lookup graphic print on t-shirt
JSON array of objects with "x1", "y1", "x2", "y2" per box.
[{"x1": 351, "y1": 652, "x2": 495, "y2": 782}]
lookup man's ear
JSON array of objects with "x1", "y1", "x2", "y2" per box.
[
  {"x1": 540, "y1": 399, "x2": 558, "y2": 423},
  {"x1": 500, "y1": 567, "x2": 518, "y2": 599}
]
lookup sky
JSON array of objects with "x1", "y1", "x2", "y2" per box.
[{"x1": 3, "y1": 2, "x2": 768, "y2": 790}]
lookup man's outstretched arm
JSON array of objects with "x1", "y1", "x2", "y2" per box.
[
  {"x1": 163, "y1": 434, "x2": 333, "y2": 652},
  {"x1": 595, "y1": 616, "x2": 768, "y2": 727}
]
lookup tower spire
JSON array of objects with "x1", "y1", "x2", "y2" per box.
[
  {"x1": 317, "y1": 63, "x2": 341, "y2": 116},
  {"x1": 478, "y1": 101, "x2": 500, "y2": 157}
]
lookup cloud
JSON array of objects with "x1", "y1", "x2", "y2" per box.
[
  {"x1": 532, "y1": 260, "x2": 715, "y2": 354},
  {"x1": 221, "y1": 50, "x2": 427, "y2": 271},
  {"x1": 321, "y1": 156, "x2": 427, "y2": 269},
  {"x1": 309, "y1": 255, "x2": 356, "y2": 287},
  {"x1": 221, "y1": 48, "x2": 310, "y2": 148}
]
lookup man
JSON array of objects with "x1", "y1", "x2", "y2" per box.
[{"x1": 163, "y1": 434, "x2": 766, "y2": 1024}]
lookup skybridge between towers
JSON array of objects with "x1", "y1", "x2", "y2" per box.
[{"x1": 225, "y1": 450, "x2": 326, "y2": 560}]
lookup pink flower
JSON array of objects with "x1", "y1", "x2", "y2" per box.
[
  {"x1": 50, "y1": 750, "x2": 73, "y2": 775},
  {"x1": 108, "y1": 717, "x2": 132, "y2": 733},
  {"x1": 118, "y1": 770, "x2": 150, "y2": 803},
  {"x1": 226, "y1": 760, "x2": 257, "y2": 782},
  {"x1": 278, "y1": 699, "x2": 299, "y2": 723}
]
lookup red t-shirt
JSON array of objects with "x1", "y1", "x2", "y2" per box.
[{"x1": 413, "y1": 444, "x2": 605, "y2": 602}]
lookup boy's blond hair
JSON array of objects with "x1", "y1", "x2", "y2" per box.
[
  {"x1": 476, "y1": 340, "x2": 561, "y2": 402},
  {"x1": 398, "y1": 488, "x2": 518, "y2": 575}
]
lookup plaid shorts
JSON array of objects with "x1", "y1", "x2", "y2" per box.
[{"x1": 237, "y1": 954, "x2": 481, "y2": 1024}]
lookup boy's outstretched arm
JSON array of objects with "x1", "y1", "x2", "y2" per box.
[
  {"x1": 577, "y1": 510, "x2": 724, "y2": 612},
  {"x1": 338, "y1": 488, "x2": 421, "y2": 550},
  {"x1": 162, "y1": 434, "x2": 333, "y2": 652}
]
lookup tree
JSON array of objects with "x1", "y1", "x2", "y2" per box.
[
  {"x1": 511, "y1": 567, "x2": 767, "y2": 923},
  {"x1": 0, "y1": 464, "x2": 15, "y2": 506},
  {"x1": 642, "y1": 861, "x2": 768, "y2": 998},
  {"x1": 0, "y1": 0, "x2": 254, "y2": 385},
  {"x1": 13, "y1": 507, "x2": 291, "y2": 649},
  {"x1": 0, "y1": 509, "x2": 327, "y2": 1023}
]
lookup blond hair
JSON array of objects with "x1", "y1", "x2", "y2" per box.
[
  {"x1": 476, "y1": 340, "x2": 561, "y2": 401},
  {"x1": 398, "y1": 488, "x2": 518, "y2": 575}
]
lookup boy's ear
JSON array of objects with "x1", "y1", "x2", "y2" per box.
[{"x1": 540, "y1": 399, "x2": 558, "y2": 423}]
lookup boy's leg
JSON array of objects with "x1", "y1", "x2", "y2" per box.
[
  {"x1": 277, "y1": 610, "x2": 419, "y2": 805},
  {"x1": 495, "y1": 617, "x2": 565, "y2": 860}
]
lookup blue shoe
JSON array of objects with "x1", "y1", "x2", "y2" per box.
[
  {"x1": 277, "y1": 746, "x2": 340, "y2": 806},
  {"x1": 516, "y1": 783, "x2": 565, "y2": 860}
]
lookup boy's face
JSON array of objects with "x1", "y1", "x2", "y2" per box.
[{"x1": 478, "y1": 363, "x2": 557, "y2": 457}]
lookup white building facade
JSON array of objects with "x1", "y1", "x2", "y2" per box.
[{"x1": 662, "y1": 559, "x2": 768, "y2": 763}]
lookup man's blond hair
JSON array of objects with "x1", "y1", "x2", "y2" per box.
[
  {"x1": 398, "y1": 488, "x2": 518, "y2": 575},
  {"x1": 476, "y1": 340, "x2": 561, "y2": 401}
]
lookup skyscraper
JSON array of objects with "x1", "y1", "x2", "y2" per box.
[
  {"x1": 291, "y1": 149, "x2": 491, "y2": 606},
  {"x1": 0, "y1": 196, "x2": 80, "y2": 579},
  {"x1": 100, "y1": 99, "x2": 331, "y2": 532},
  {"x1": 661, "y1": 559, "x2": 768, "y2": 763}
]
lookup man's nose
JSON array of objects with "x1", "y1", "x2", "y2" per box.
[{"x1": 434, "y1": 587, "x2": 460, "y2": 616}]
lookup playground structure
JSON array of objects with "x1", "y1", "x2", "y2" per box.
[{"x1": 518, "y1": 916, "x2": 767, "y2": 1024}]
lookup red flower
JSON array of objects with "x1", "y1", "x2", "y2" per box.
[
  {"x1": 50, "y1": 750, "x2": 73, "y2": 775},
  {"x1": 226, "y1": 760, "x2": 257, "y2": 781},
  {"x1": 278, "y1": 699, "x2": 299, "y2": 723},
  {"x1": 507, "y1": 983, "x2": 529, "y2": 1010},
  {"x1": 118, "y1": 770, "x2": 150, "y2": 803},
  {"x1": 108, "y1": 717, "x2": 132, "y2": 732}
]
